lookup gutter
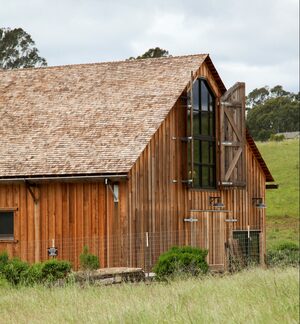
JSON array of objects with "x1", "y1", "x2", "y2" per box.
[{"x1": 0, "y1": 174, "x2": 128, "y2": 183}]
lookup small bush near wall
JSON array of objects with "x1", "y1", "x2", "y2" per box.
[
  {"x1": 2, "y1": 258, "x2": 30, "y2": 285},
  {"x1": 41, "y1": 259, "x2": 72, "y2": 283},
  {"x1": 79, "y1": 246, "x2": 100, "y2": 271},
  {"x1": 0, "y1": 252, "x2": 71, "y2": 286},
  {"x1": 153, "y1": 246, "x2": 208, "y2": 280},
  {"x1": 0, "y1": 251, "x2": 9, "y2": 272},
  {"x1": 267, "y1": 242, "x2": 299, "y2": 267}
]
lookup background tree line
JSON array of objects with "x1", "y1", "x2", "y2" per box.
[{"x1": 246, "y1": 86, "x2": 299, "y2": 141}]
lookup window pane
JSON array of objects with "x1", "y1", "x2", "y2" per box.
[
  {"x1": 0, "y1": 212, "x2": 14, "y2": 238},
  {"x1": 201, "y1": 81, "x2": 208, "y2": 111},
  {"x1": 193, "y1": 139, "x2": 200, "y2": 164},
  {"x1": 188, "y1": 163, "x2": 193, "y2": 180},
  {"x1": 193, "y1": 165, "x2": 200, "y2": 187},
  {"x1": 192, "y1": 80, "x2": 199, "y2": 110},
  {"x1": 209, "y1": 167, "x2": 216, "y2": 187},
  {"x1": 193, "y1": 111, "x2": 200, "y2": 135},
  {"x1": 201, "y1": 141, "x2": 209, "y2": 164},
  {"x1": 187, "y1": 110, "x2": 191, "y2": 135},
  {"x1": 209, "y1": 113, "x2": 214, "y2": 136},
  {"x1": 209, "y1": 142, "x2": 214, "y2": 163},
  {"x1": 201, "y1": 112, "x2": 209, "y2": 135},
  {"x1": 209, "y1": 93, "x2": 214, "y2": 112},
  {"x1": 202, "y1": 166, "x2": 209, "y2": 187}
]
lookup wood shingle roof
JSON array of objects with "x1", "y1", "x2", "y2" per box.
[{"x1": 1, "y1": 54, "x2": 215, "y2": 178}]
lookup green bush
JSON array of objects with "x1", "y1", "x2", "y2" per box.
[
  {"x1": 267, "y1": 242, "x2": 299, "y2": 267},
  {"x1": 153, "y1": 246, "x2": 208, "y2": 279},
  {"x1": 79, "y1": 246, "x2": 99, "y2": 271},
  {"x1": 41, "y1": 259, "x2": 72, "y2": 282},
  {"x1": 0, "y1": 251, "x2": 72, "y2": 285},
  {"x1": 0, "y1": 251, "x2": 9, "y2": 273},
  {"x1": 22, "y1": 262, "x2": 44, "y2": 285},
  {"x1": 269, "y1": 134, "x2": 285, "y2": 142},
  {"x1": 3, "y1": 258, "x2": 30, "y2": 285}
]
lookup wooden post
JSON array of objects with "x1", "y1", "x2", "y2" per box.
[
  {"x1": 190, "y1": 71, "x2": 194, "y2": 185},
  {"x1": 34, "y1": 187, "x2": 40, "y2": 263}
]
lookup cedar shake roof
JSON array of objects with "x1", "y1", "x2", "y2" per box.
[{"x1": 0, "y1": 54, "x2": 221, "y2": 178}]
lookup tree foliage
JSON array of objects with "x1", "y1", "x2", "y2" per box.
[
  {"x1": 246, "y1": 85, "x2": 300, "y2": 141},
  {"x1": 0, "y1": 27, "x2": 47, "y2": 69},
  {"x1": 128, "y1": 47, "x2": 171, "y2": 60}
]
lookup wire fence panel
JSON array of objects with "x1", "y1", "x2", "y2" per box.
[{"x1": 1, "y1": 226, "x2": 262, "y2": 271}]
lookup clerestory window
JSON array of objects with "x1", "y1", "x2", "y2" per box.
[{"x1": 187, "y1": 79, "x2": 216, "y2": 188}]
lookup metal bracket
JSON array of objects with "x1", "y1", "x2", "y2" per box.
[
  {"x1": 172, "y1": 137, "x2": 192, "y2": 142},
  {"x1": 184, "y1": 218, "x2": 198, "y2": 222},
  {"x1": 182, "y1": 179, "x2": 193, "y2": 184},
  {"x1": 105, "y1": 178, "x2": 118, "y2": 202},
  {"x1": 25, "y1": 181, "x2": 40, "y2": 203}
]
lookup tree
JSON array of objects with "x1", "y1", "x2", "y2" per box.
[
  {"x1": 0, "y1": 28, "x2": 47, "y2": 69},
  {"x1": 246, "y1": 93, "x2": 300, "y2": 141},
  {"x1": 128, "y1": 47, "x2": 171, "y2": 60},
  {"x1": 246, "y1": 86, "x2": 270, "y2": 108},
  {"x1": 270, "y1": 85, "x2": 290, "y2": 98}
]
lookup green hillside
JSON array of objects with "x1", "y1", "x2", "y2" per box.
[{"x1": 256, "y1": 139, "x2": 299, "y2": 249}]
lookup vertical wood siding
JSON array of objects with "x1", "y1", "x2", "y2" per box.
[
  {"x1": 127, "y1": 62, "x2": 266, "y2": 269},
  {"x1": 0, "y1": 182, "x2": 128, "y2": 269}
]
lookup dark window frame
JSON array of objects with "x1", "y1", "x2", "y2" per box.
[
  {"x1": 0, "y1": 211, "x2": 14, "y2": 240},
  {"x1": 188, "y1": 78, "x2": 217, "y2": 189}
]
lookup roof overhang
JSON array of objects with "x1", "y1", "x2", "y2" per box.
[{"x1": 0, "y1": 173, "x2": 128, "y2": 184}]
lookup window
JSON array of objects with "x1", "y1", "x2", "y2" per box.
[
  {"x1": 188, "y1": 79, "x2": 216, "y2": 188},
  {"x1": 0, "y1": 211, "x2": 14, "y2": 240}
]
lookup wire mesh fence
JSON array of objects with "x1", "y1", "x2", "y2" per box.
[{"x1": 2, "y1": 228, "x2": 262, "y2": 272}]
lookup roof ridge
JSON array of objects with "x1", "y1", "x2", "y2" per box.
[{"x1": 0, "y1": 53, "x2": 208, "y2": 73}]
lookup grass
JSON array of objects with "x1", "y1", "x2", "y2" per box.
[
  {"x1": 0, "y1": 267, "x2": 298, "y2": 323},
  {"x1": 256, "y1": 139, "x2": 299, "y2": 249},
  {"x1": 256, "y1": 139, "x2": 299, "y2": 218}
]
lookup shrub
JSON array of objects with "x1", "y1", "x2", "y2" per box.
[
  {"x1": 269, "y1": 134, "x2": 285, "y2": 142},
  {"x1": 3, "y1": 258, "x2": 30, "y2": 285},
  {"x1": 153, "y1": 246, "x2": 208, "y2": 279},
  {"x1": 22, "y1": 262, "x2": 44, "y2": 285},
  {"x1": 0, "y1": 251, "x2": 9, "y2": 273},
  {"x1": 79, "y1": 246, "x2": 99, "y2": 271},
  {"x1": 267, "y1": 242, "x2": 299, "y2": 267},
  {"x1": 41, "y1": 259, "x2": 72, "y2": 282}
]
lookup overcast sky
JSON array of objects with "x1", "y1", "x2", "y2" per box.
[{"x1": 1, "y1": 0, "x2": 299, "y2": 93}]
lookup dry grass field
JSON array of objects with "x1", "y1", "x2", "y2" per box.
[{"x1": 0, "y1": 267, "x2": 298, "y2": 323}]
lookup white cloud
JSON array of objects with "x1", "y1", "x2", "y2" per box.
[{"x1": 0, "y1": 0, "x2": 298, "y2": 93}]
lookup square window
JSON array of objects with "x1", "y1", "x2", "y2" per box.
[{"x1": 0, "y1": 211, "x2": 14, "y2": 240}]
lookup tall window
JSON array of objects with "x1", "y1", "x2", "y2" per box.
[{"x1": 188, "y1": 79, "x2": 216, "y2": 188}]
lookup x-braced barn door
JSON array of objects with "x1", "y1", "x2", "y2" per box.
[{"x1": 219, "y1": 82, "x2": 246, "y2": 187}]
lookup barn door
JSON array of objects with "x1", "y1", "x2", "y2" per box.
[
  {"x1": 193, "y1": 212, "x2": 226, "y2": 271},
  {"x1": 219, "y1": 82, "x2": 246, "y2": 187}
]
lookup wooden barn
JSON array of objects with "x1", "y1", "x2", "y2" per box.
[{"x1": 0, "y1": 54, "x2": 275, "y2": 271}]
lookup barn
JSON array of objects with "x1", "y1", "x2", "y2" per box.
[{"x1": 0, "y1": 54, "x2": 275, "y2": 271}]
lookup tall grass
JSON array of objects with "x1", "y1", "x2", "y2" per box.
[{"x1": 0, "y1": 267, "x2": 298, "y2": 323}]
